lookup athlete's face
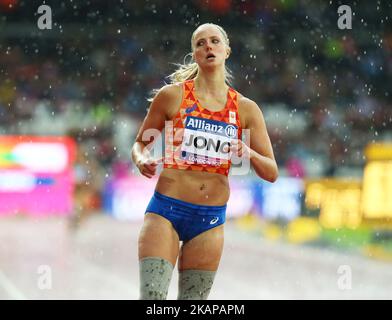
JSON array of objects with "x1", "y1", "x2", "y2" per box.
[{"x1": 192, "y1": 25, "x2": 230, "y2": 68}]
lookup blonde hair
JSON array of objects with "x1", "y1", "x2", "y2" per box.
[{"x1": 148, "y1": 23, "x2": 233, "y2": 101}]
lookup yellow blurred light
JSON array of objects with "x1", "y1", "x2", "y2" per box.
[
  {"x1": 235, "y1": 214, "x2": 262, "y2": 232},
  {"x1": 304, "y1": 179, "x2": 362, "y2": 229},
  {"x1": 264, "y1": 224, "x2": 282, "y2": 241},
  {"x1": 305, "y1": 182, "x2": 324, "y2": 209},
  {"x1": 319, "y1": 188, "x2": 361, "y2": 229},
  {"x1": 361, "y1": 161, "x2": 392, "y2": 219},
  {"x1": 286, "y1": 217, "x2": 321, "y2": 244},
  {"x1": 364, "y1": 143, "x2": 392, "y2": 161}
]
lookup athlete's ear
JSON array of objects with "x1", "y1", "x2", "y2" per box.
[{"x1": 226, "y1": 47, "x2": 231, "y2": 59}]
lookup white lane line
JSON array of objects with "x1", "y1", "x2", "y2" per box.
[{"x1": 0, "y1": 269, "x2": 27, "y2": 300}]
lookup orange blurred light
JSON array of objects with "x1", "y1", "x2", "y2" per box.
[
  {"x1": 0, "y1": 0, "x2": 17, "y2": 11},
  {"x1": 199, "y1": 0, "x2": 231, "y2": 15}
]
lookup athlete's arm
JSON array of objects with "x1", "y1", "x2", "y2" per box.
[
  {"x1": 237, "y1": 97, "x2": 278, "y2": 182},
  {"x1": 131, "y1": 84, "x2": 181, "y2": 178}
]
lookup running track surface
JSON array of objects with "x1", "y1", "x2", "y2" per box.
[{"x1": 0, "y1": 214, "x2": 391, "y2": 300}]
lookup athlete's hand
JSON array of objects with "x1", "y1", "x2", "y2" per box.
[
  {"x1": 136, "y1": 156, "x2": 163, "y2": 179},
  {"x1": 230, "y1": 139, "x2": 251, "y2": 159}
]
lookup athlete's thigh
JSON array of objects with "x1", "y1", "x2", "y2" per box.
[
  {"x1": 178, "y1": 224, "x2": 224, "y2": 271},
  {"x1": 138, "y1": 212, "x2": 180, "y2": 266}
]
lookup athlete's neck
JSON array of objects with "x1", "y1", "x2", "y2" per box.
[{"x1": 193, "y1": 70, "x2": 228, "y2": 97}]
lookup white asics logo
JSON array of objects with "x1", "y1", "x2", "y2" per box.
[{"x1": 210, "y1": 217, "x2": 219, "y2": 225}]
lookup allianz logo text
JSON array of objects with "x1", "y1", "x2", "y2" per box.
[{"x1": 185, "y1": 116, "x2": 237, "y2": 138}]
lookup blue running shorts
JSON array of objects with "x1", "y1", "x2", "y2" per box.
[{"x1": 145, "y1": 191, "x2": 227, "y2": 242}]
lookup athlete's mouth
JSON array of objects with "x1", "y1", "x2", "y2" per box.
[{"x1": 206, "y1": 53, "x2": 216, "y2": 60}]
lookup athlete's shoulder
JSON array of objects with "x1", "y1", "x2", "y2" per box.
[
  {"x1": 150, "y1": 83, "x2": 183, "y2": 120},
  {"x1": 236, "y1": 93, "x2": 261, "y2": 113},
  {"x1": 154, "y1": 83, "x2": 182, "y2": 101},
  {"x1": 235, "y1": 93, "x2": 262, "y2": 128}
]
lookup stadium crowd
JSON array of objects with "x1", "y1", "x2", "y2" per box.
[{"x1": 0, "y1": 0, "x2": 390, "y2": 197}]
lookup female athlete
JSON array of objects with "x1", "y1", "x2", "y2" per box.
[{"x1": 131, "y1": 23, "x2": 278, "y2": 300}]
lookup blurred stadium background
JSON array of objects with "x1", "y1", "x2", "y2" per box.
[{"x1": 0, "y1": 0, "x2": 391, "y2": 299}]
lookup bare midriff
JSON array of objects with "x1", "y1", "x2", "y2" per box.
[{"x1": 155, "y1": 168, "x2": 230, "y2": 206}]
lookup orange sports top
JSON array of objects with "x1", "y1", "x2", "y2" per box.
[{"x1": 163, "y1": 79, "x2": 242, "y2": 176}]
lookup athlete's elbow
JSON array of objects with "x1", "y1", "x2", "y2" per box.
[
  {"x1": 131, "y1": 141, "x2": 145, "y2": 163},
  {"x1": 264, "y1": 165, "x2": 279, "y2": 183},
  {"x1": 268, "y1": 171, "x2": 279, "y2": 183}
]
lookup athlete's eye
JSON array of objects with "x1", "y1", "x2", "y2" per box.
[
  {"x1": 196, "y1": 40, "x2": 204, "y2": 46},
  {"x1": 212, "y1": 39, "x2": 220, "y2": 44}
]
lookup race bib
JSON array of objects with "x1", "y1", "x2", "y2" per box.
[{"x1": 181, "y1": 116, "x2": 238, "y2": 165}]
